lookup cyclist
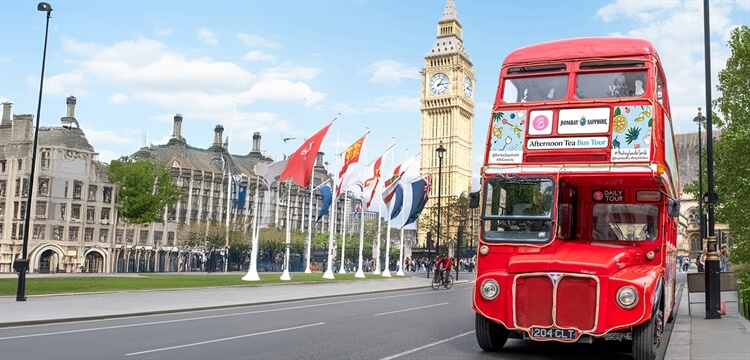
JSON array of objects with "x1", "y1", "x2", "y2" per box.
[{"x1": 434, "y1": 254, "x2": 452, "y2": 284}]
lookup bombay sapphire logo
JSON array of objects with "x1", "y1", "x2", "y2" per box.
[{"x1": 579, "y1": 116, "x2": 586, "y2": 126}]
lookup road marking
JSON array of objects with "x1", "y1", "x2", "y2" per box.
[
  {"x1": 0, "y1": 292, "x2": 421, "y2": 340},
  {"x1": 374, "y1": 302, "x2": 449, "y2": 316},
  {"x1": 378, "y1": 330, "x2": 475, "y2": 360},
  {"x1": 125, "y1": 322, "x2": 325, "y2": 356}
]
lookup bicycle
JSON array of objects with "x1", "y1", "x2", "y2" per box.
[{"x1": 431, "y1": 271, "x2": 454, "y2": 290}]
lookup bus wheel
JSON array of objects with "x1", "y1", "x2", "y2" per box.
[
  {"x1": 475, "y1": 313, "x2": 509, "y2": 351},
  {"x1": 632, "y1": 306, "x2": 660, "y2": 360}
]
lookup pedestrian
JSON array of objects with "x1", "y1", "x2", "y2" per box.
[
  {"x1": 682, "y1": 257, "x2": 690, "y2": 272},
  {"x1": 719, "y1": 245, "x2": 729, "y2": 271}
]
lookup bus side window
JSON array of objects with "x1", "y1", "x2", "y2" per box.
[{"x1": 557, "y1": 182, "x2": 577, "y2": 239}]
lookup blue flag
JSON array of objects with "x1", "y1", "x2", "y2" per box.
[
  {"x1": 316, "y1": 185, "x2": 332, "y2": 223},
  {"x1": 389, "y1": 185, "x2": 404, "y2": 220},
  {"x1": 405, "y1": 175, "x2": 431, "y2": 226}
]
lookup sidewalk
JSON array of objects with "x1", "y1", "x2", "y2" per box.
[{"x1": 664, "y1": 283, "x2": 750, "y2": 360}]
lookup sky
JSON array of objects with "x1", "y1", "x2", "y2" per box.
[{"x1": 1, "y1": 0, "x2": 749, "y2": 190}]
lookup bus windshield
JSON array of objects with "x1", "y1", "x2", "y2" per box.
[
  {"x1": 592, "y1": 203, "x2": 658, "y2": 241},
  {"x1": 483, "y1": 176, "x2": 554, "y2": 243}
]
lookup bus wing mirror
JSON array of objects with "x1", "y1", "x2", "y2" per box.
[
  {"x1": 668, "y1": 199, "x2": 680, "y2": 218},
  {"x1": 469, "y1": 191, "x2": 480, "y2": 209}
]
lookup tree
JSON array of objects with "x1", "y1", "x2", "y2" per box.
[
  {"x1": 108, "y1": 156, "x2": 181, "y2": 225},
  {"x1": 712, "y1": 26, "x2": 750, "y2": 283}
]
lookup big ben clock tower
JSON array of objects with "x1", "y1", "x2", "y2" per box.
[{"x1": 419, "y1": 0, "x2": 474, "y2": 251}]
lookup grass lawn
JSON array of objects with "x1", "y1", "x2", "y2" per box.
[{"x1": 0, "y1": 272, "x2": 394, "y2": 296}]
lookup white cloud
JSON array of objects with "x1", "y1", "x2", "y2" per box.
[
  {"x1": 597, "y1": 0, "x2": 681, "y2": 23},
  {"x1": 258, "y1": 62, "x2": 322, "y2": 81},
  {"x1": 96, "y1": 149, "x2": 121, "y2": 163},
  {"x1": 243, "y1": 50, "x2": 275, "y2": 62},
  {"x1": 109, "y1": 93, "x2": 128, "y2": 104},
  {"x1": 43, "y1": 71, "x2": 86, "y2": 96},
  {"x1": 239, "y1": 80, "x2": 327, "y2": 103},
  {"x1": 366, "y1": 95, "x2": 419, "y2": 112},
  {"x1": 364, "y1": 60, "x2": 420, "y2": 84},
  {"x1": 197, "y1": 28, "x2": 218, "y2": 45},
  {"x1": 237, "y1": 33, "x2": 281, "y2": 49},
  {"x1": 83, "y1": 128, "x2": 137, "y2": 145}
]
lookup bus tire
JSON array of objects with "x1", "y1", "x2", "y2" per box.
[
  {"x1": 475, "y1": 313, "x2": 509, "y2": 351},
  {"x1": 632, "y1": 303, "x2": 660, "y2": 360}
]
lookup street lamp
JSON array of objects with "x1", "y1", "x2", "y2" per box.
[
  {"x1": 436, "y1": 142, "x2": 446, "y2": 259},
  {"x1": 14, "y1": 2, "x2": 53, "y2": 302},
  {"x1": 693, "y1": 109, "x2": 707, "y2": 242}
]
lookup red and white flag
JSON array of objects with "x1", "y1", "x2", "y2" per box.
[
  {"x1": 280, "y1": 122, "x2": 333, "y2": 188},
  {"x1": 361, "y1": 144, "x2": 394, "y2": 208},
  {"x1": 382, "y1": 153, "x2": 419, "y2": 211}
]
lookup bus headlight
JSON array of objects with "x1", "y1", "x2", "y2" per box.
[
  {"x1": 616, "y1": 286, "x2": 639, "y2": 309},
  {"x1": 480, "y1": 279, "x2": 500, "y2": 300}
]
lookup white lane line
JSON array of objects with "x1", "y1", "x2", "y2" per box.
[
  {"x1": 125, "y1": 322, "x2": 325, "y2": 356},
  {"x1": 374, "y1": 303, "x2": 449, "y2": 316},
  {"x1": 378, "y1": 331, "x2": 475, "y2": 360},
  {"x1": 0, "y1": 292, "x2": 419, "y2": 340}
]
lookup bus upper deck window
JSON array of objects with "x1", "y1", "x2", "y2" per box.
[
  {"x1": 502, "y1": 75, "x2": 568, "y2": 103},
  {"x1": 576, "y1": 71, "x2": 647, "y2": 99}
]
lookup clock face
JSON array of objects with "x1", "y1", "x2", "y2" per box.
[
  {"x1": 429, "y1": 73, "x2": 450, "y2": 95},
  {"x1": 463, "y1": 76, "x2": 473, "y2": 99}
]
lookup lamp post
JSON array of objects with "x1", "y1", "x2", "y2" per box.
[
  {"x1": 702, "y1": 0, "x2": 721, "y2": 319},
  {"x1": 15, "y1": 2, "x2": 53, "y2": 302},
  {"x1": 436, "y1": 142, "x2": 446, "y2": 259},
  {"x1": 693, "y1": 108, "x2": 706, "y2": 241}
]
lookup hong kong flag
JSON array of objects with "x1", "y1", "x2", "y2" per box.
[{"x1": 280, "y1": 122, "x2": 333, "y2": 187}]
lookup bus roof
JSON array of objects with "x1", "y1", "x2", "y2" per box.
[{"x1": 503, "y1": 37, "x2": 660, "y2": 65}]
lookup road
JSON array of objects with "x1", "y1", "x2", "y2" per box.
[{"x1": 0, "y1": 277, "x2": 680, "y2": 360}]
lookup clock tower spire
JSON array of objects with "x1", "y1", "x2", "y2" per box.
[{"x1": 419, "y1": 0, "x2": 475, "y2": 253}]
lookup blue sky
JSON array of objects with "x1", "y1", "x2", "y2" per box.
[{"x1": 1, "y1": 0, "x2": 749, "y2": 187}]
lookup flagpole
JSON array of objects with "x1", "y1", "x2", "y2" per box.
[
  {"x1": 373, "y1": 199, "x2": 382, "y2": 275},
  {"x1": 397, "y1": 183, "x2": 407, "y2": 276},
  {"x1": 323, "y1": 140, "x2": 339, "y2": 279},
  {"x1": 223, "y1": 154, "x2": 232, "y2": 273},
  {"x1": 281, "y1": 179, "x2": 292, "y2": 281},
  {"x1": 355, "y1": 142, "x2": 368, "y2": 278},
  {"x1": 304, "y1": 171, "x2": 315, "y2": 274},
  {"x1": 242, "y1": 175, "x2": 261, "y2": 281},
  {"x1": 382, "y1": 149, "x2": 394, "y2": 278},
  {"x1": 338, "y1": 193, "x2": 348, "y2": 274}
]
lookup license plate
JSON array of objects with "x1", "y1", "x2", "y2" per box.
[{"x1": 529, "y1": 327, "x2": 578, "y2": 340}]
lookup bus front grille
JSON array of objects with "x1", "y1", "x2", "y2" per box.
[{"x1": 513, "y1": 273, "x2": 599, "y2": 331}]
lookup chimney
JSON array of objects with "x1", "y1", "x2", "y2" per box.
[
  {"x1": 11, "y1": 114, "x2": 33, "y2": 141},
  {"x1": 251, "y1": 132, "x2": 261, "y2": 153},
  {"x1": 66, "y1": 96, "x2": 76, "y2": 117},
  {"x1": 212, "y1": 125, "x2": 224, "y2": 148},
  {"x1": 61, "y1": 96, "x2": 80, "y2": 128},
  {"x1": 315, "y1": 151, "x2": 325, "y2": 170},
  {"x1": 172, "y1": 113, "x2": 183, "y2": 139},
  {"x1": 1, "y1": 102, "x2": 11, "y2": 126}
]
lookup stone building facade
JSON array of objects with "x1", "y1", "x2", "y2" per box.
[{"x1": 0, "y1": 97, "x2": 355, "y2": 273}]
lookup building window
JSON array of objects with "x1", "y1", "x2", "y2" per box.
[
  {"x1": 0, "y1": 160, "x2": 5, "y2": 173},
  {"x1": 36, "y1": 201, "x2": 47, "y2": 219},
  {"x1": 690, "y1": 234, "x2": 702, "y2": 251},
  {"x1": 38, "y1": 178, "x2": 50, "y2": 196},
  {"x1": 13, "y1": 201, "x2": 26, "y2": 219},
  {"x1": 15, "y1": 178, "x2": 28, "y2": 196},
  {"x1": 86, "y1": 207, "x2": 95, "y2": 223},
  {"x1": 41, "y1": 149, "x2": 51, "y2": 170},
  {"x1": 99, "y1": 228, "x2": 109, "y2": 243},
  {"x1": 103, "y1": 187, "x2": 112, "y2": 203},
  {"x1": 73, "y1": 181, "x2": 82, "y2": 199},
  {"x1": 59, "y1": 204, "x2": 66, "y2": 220},
  {"x1": 53, "y1": 226, "x2": 63, "y2": 240},
  {"x1": 17, "y1": 159, "x2": 22, "y2": 171},
  {"x1": 84, "y1": 228, "x2": 94, "y2": 242},
  {"x1": 71, "y1": 204, "x2": 81, "y2": 221},
  {"x1": 154, "y1": 231, "x2": 163, "y2": 246},
  {"x1": 64, "y1": 181, "x2": 69, "y2": 198},
  {"x1": 167, "y1": 231, "x2": 175, "y2": 246},
  {"x1": 115, "y1": 229, "x2": 124, "y2": 244},
  {"x1": 68, "y1": 226, "x2": 79, "y2": 242},
  {"x1": 0, "y1": 202, "x2": 4, "y2": 220},
  {"x1": 88, "y1": 185, "x2": 97, "y2": 202},
  {"x1": 32, "y1": 225, "x2": 45, "y2": 240},
  {"x1": 100, "y1": 208, "x2": 111, "y2": 223},
  {"x1": 11, "y1": 223, "x2": 19, "y2": 239},
  {"x1": 0, "y1": 224, "x2": 3, "y2": 237},
  {"x1": 0, "y1": 180, "x2": 6, "y2": 197},
  {"x1": 126, "y1": 229, "x2": 134, "y2": 243},
  {"x1": 139, "y1": 230, "x2": 149, "y2": 245}
]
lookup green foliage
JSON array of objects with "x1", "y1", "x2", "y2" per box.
[
  {"x1": 176, "y1": 220, "x2": 252, "y2": 250},
  {"x1": 108, "y1": 156, "x2": 181, "y2": 224},
  {"x1": 712, "y1": 25, "x2": 750, "y2": 296}
]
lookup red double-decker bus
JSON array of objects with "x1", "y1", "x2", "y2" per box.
[{"x1": 473, "y1": 37, "x2": 679, "y2": 360}]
